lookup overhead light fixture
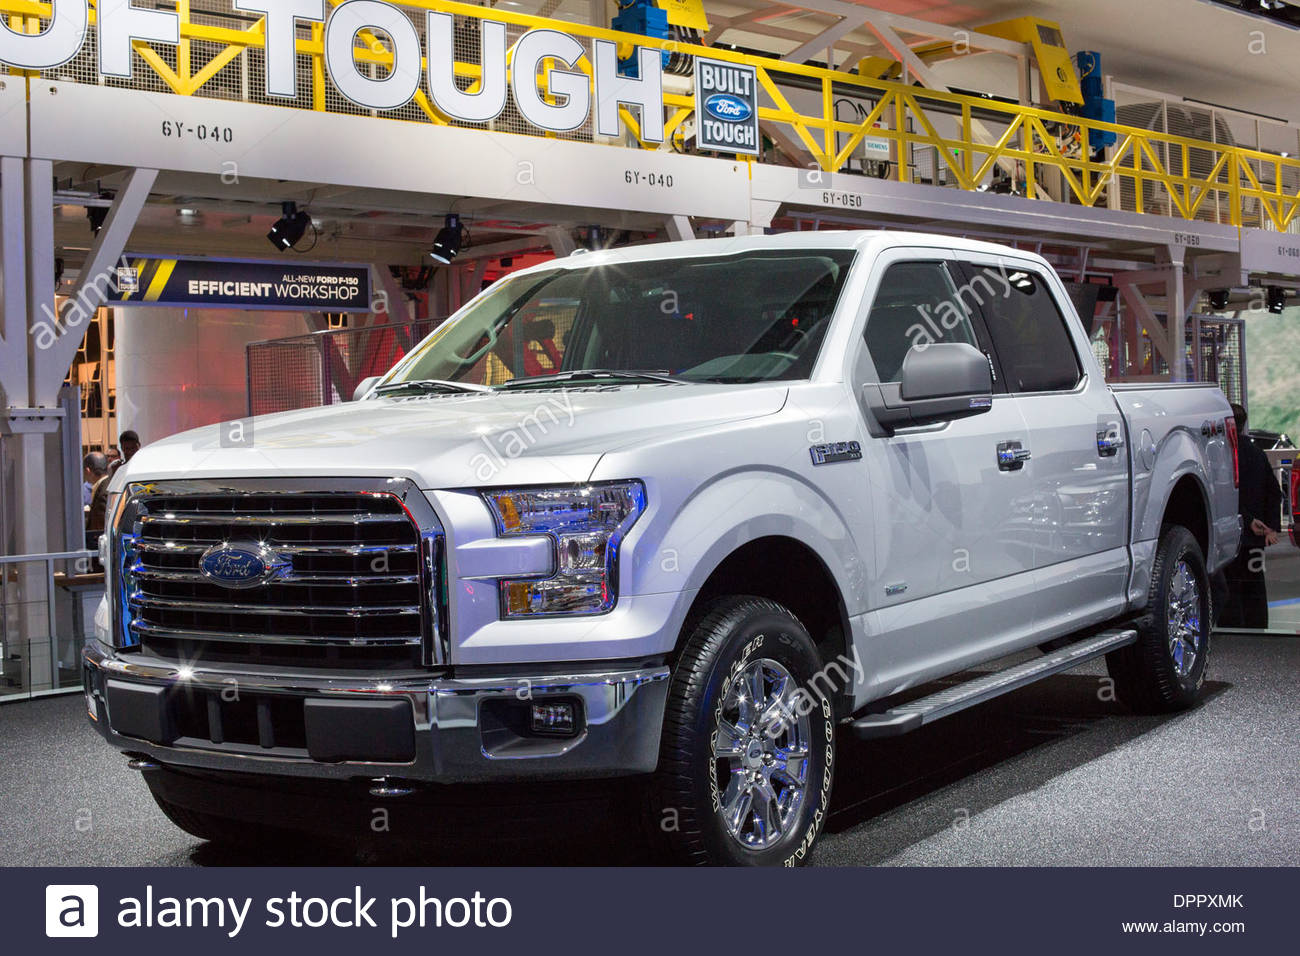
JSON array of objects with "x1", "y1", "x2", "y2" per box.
[
  {"x1": 1208, "y1": 288, "x2": 1231, "y2": 311},
  {"x1": 429, "y1": 214, "x2": 464, "y2": 264},
  {"x1": 267, "y1": 201, "x2": 311, "y2": 251},
  {"x1": 1266, "y1": 286, "x2": 1287, "y2": 314},
  {"x1": 86, "y1": 191, "x2": 112, "y2": 235}
]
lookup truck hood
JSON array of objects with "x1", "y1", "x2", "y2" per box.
[{"x1": 120, "y1": 383, "x2": 789, "y2": 489}]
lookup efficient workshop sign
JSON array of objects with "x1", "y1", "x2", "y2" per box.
[
  {"x1": 105, "y1": 257, "x2": 371, "y2": 312},
  {"x1": 0, "y1": 1, "x2": 670, "y2": 143}
]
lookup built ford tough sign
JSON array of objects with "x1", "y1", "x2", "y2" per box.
[{"x1": 86, "y1": 232, "x2": 1240, "y2": 866}]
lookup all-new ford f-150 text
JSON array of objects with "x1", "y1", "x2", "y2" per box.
[{"x1": 86, "y1": 232, "x2": 1240, "y2": 865}]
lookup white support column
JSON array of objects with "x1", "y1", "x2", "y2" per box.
[
  {"x1": 33, "y1": 166, "x2": 157, "y2": 406},
  {"x1": 24, "y1": 159, "x2": 56, "y2": 406},
  {"x1": 544, "y1": 225, "x2": 576, "y2": 257},
  {"x1": 664, "y1": 215, "x2": 695, "y2": 242},
  {"x1": 0, "y1": 156, "x2": 27, "y2": 405},
  {"x1": 784, "y1": 16, "x2": 869, "y2": 65},
  {"x1": 1165, "y1": 246, "x2": 1187, "y2": 382},
  {"x1": 861, "y1": 18, "x2": 1017, "y2": 181},
  {"x1": 1116, "y1": 281, "x2": 1172, "y2": 367},
  {"x1": 370, "y1": 263, "x2": 413, "y2": 326},
  {"x1": 461, "y1": 258, "x2": 488, "y2": 302}
]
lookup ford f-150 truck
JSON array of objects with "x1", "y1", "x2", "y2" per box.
[{"x1": 86, "y1": 231, "x2": 1240, "y2": 866}]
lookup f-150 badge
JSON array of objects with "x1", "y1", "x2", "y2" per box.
[{"x1": 810, "y1": 441, "x2": 862, "y2": 465}]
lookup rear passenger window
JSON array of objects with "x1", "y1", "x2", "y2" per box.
[
  {"x1": 863, "y1": 261, "x2": 979, "y2": 383},
  {"x1": 974, "y1": 267, "x2": 1082, "y2": 392}
]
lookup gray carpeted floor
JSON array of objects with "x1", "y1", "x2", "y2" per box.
[{"x1": 1, "y1": 634, "x2": 1295, "y2": 866}]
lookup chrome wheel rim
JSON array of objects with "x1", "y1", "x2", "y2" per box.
[
  {"x1": 712, "y1": 657, "x2": 811, "y2": 851},
  {"x1": 1167, "y1": 559, "x2": 1202, "y2": 677}
]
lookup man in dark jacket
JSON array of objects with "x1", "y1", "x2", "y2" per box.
[
  {"x1": 83, "y1": 452, "x2": 111, "y2": 543},
  {"x1": 1221, "y1": 404, "x2": 1283, "y2": 628}
]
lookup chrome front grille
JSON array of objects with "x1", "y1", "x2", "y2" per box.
[{"x1": 115, "y1": 479, "x2": 445, "y2": 669}]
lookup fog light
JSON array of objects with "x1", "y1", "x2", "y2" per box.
[{"x1": 531, "y1": 701, "x2": 577, "y2": 736}]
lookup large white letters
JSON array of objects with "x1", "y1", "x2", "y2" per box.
[
  {"x1": 426, "y1": 12, "x2": 506, "y2": 123},
  {"x1": 234, "y1": 0, "x2": 324, "y2": 98},
  {"x1": 98, "y1": 0, "x2": 179, "y2": 78},
  {"x1": 510, "y1": 30, "x2": 589, "y2": 133},
  {"x1": 592, "y1": 39, "x2": 663, "y2": 143},
  {"x1": 0, "y1": 0, "x2": 86, "y2": 69},
  {"x1": 324, "y1": 0, "x2": 422, "y2": 111}
]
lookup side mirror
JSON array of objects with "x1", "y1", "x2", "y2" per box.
[
  {"x1": 352, "y1": 375, "x2": 382, "y2": 401},
  {"x1": 862, "y1": 343, "x2": 993, "y2": 434}
]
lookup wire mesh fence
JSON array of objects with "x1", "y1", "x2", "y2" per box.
[{"x1": 247, "y1": 320, "x2": 439, "y2": 415}]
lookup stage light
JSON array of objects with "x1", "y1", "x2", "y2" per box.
[
  {"x1": 429, "y1": 214, "x2": 464, "y2": 264},
  {"x1": 267, "y1": 201, "x2": 311, "y2": 251},
  {"x1": 1266, "y1": 286, "x2": 1287, "y2": 314},
  {"x1": 86, "y1": 192, "x2": 112, "y2": 235},
  {"x1": 1208, "y1": 289, "x2": 1230, "y2": 311}
]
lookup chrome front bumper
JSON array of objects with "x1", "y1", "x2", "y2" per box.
[{"x1": 83, "y1": 640, "x2": 670, "y2": 784}]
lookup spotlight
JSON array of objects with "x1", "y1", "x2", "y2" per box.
[
  {"x1": 1266, "y1": 286, "x2": 1287, "y2": 314},
  {"x1": 86, "y1": 191, "x2": 112, "y2": 235},
  {"x1": 429, "y1": 214, "x2": 463, "y2": 264},
  {"x1": 1208, "y1": 288, "x2": 1230, "y2": 311},
  {"x1": 267, "y1": 201, "x2": 311, "y2": 251}
]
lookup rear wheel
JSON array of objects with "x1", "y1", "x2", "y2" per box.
[
  {"x1": 650, "y1": 597, "x2": 836, "y2": 866},
  {"x1": 1106, "y1": 524, "x2": 1211, "y2": 712}
]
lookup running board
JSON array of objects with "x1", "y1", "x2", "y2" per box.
[{"x1": 851, "y1": 628, "x2": 1138, "y2": 739}]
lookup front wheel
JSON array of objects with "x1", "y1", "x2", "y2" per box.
[
  {"x1": 650, "y1": 597, "x2": 836, "y2": 866},
  {"x1": 1106, "y1": 524, "x2": 1212, "y2": 712}
]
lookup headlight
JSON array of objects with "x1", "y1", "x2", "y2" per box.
[
  {"x1": 482, "y1": 481, "x2": 646, "y2": 617},
  {"x1": 110, "y1": 489, "x2": 144, "y2": 649}
]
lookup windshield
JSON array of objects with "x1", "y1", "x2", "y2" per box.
[{"x1": 384, "y1": 249, "x2": 857, "y2": 388}]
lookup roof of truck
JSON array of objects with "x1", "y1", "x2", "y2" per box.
[{"x1": 528, "y1": 230, "x2": 1048, "y2": 274}]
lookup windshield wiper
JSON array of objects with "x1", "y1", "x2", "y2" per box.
[
  {"x1": 495, "y1": 369, "x2": 690, "y2": 390},
  {"x1": 374, "y1": 378, "x2": 492, "y2": 396}
]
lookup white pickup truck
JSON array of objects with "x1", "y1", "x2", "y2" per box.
[{"x1": 86, "y1": 231, "x2": 1240, "y2": 866}]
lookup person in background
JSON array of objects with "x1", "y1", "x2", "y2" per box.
[
  {"x1": 110, "y1": 430, "x2": 140, "y2": 476},
  {"x1": 83, "y1": 452, "x2": 111, "y2": 543},
  {"x1": 1220, "y1": 403, "x2": 1283, "y2": 628}
]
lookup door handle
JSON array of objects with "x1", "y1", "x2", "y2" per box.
[
  {"x1": 997, "y1": 440, "x2": 1031, "y2": 471},
  {"x1": 1097, "y1": 423, "x2": 1125, "y2": 457}
]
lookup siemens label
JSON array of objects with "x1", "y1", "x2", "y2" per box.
[{"x1": 695, "y1": 59, "x2": 759, "y2": 156}]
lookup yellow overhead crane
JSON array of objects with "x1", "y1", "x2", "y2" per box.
[{"x1": 857, "y1": 16, "x2": 1084, "y2": 107}]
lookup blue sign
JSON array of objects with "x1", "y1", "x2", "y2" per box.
[
  {"x1": 105, "y1": 256, "x2": 371, "y2": 312},
  {"x1": 695, "y1": 59, "x2": 759, "y2": 156},
  {"x1": 704, "y1": 93, "x2": 752, "y2": 123},
  {"x1": 199, "y1": 542, "x2": 287, "y2": 589}
]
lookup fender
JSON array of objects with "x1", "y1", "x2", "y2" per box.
[
  {"x1": 1128, "y1": 428, "x2": 1218, "y2": 607},
  {"x1": 625, "y1": 466, "x2": 864, "y2": 606}
]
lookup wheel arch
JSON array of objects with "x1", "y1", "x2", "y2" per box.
[
  {"x1": 683, "y1": 535, "x2": 855, "y2": 719},
  {"x1": 1161, "y1": 471, "x2": 1212, "y2": 560}
]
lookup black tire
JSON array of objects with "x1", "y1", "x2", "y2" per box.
[
  {"x1": 649, "y1": 597, "x2": 836, "y2": 866},
  {"x1": 1106, "y1": 524, "x2": 1212, "y2": 712}
]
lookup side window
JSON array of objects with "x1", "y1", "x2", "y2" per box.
[
  {"x1": 863, "y1": 261, "x2": 979, "y2": 383},
  {"x1": 975, "y1": 266, "x2": 1082, "y2": 392}
]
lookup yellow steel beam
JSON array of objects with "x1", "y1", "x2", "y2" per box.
[{"x1": 5, "y1": 0, "x2": 1299, "y2": 229}]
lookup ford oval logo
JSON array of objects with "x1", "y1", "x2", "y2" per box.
[
  {"x1": 199, "y1": 541, "x2": 287, "y2": 589},
  {"x1": 704, "y1": 93, "x2": 752, "y2": 123}
]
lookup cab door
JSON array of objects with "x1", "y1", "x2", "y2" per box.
[
  {"x1": 953, "y1": 254, "x2": 1130, "y2": 638},
  {"x1": 852, "y1": 248, "x2": 1041, "y2": 694}
]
